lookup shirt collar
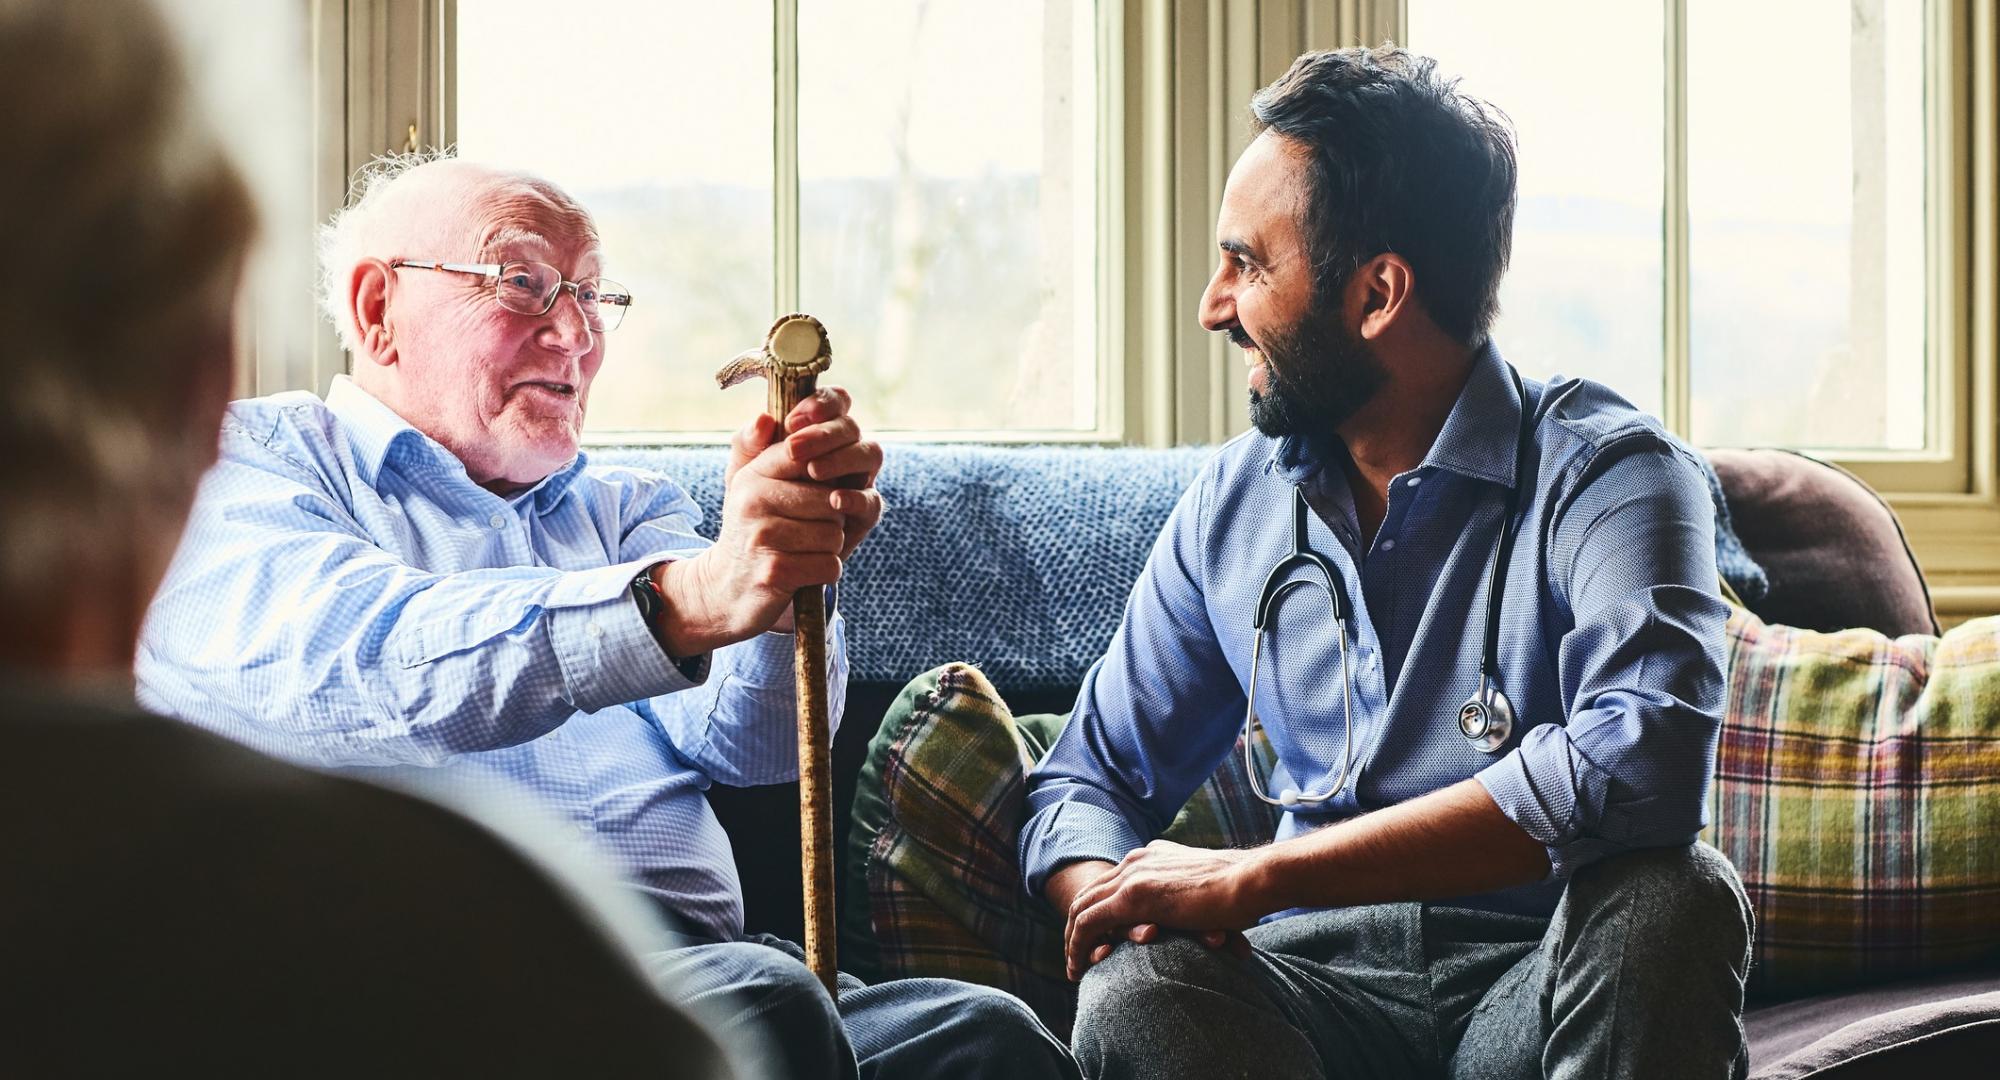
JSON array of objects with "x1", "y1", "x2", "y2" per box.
[
  {"x1": 323, "y1": 375, "x2": 588, "y2": 510},
  {"x1": 1418, "y1": 339, "x2": 1527, "y2": 490},
  {"x1": 1264, "y1": 339, "x2": 1527, "y2": 490}
]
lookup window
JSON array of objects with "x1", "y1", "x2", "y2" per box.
[
  {"x1": 1410, "y1": 1, "x2": 1667, "y2": 419},
  {"x1": 1410, "y1": 0, "x2": 1932, "y2": 454},
  {"x1": 1685, "y1": 0, "x2": 1926, "y2": 451},
  {"x1": 454, "y1": 0, "x2": 1099, "y2": 440}
]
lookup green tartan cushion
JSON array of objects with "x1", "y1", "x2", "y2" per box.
[
  {"x1": 1706, "y1": 607, "x2": 2000, "y2": 998},
  {"x1": 843, "y1": 663, "x2": 1274, "y2": 1035}
]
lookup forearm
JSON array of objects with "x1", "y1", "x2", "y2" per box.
[
  {"x1": 1045, "y1": 859, "x2": 1118, "y2": 914},
  {"x1": 1239, "y1": 778, "x2": 1550, "y2": 913}
]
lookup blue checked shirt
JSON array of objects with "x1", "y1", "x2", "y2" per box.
[
  {"x1": 1021, "y1": 343, "x2": 1729, "y2": 918},
  {"x1": 137, "y1": 376, "x2": 846, "y2": 942}
]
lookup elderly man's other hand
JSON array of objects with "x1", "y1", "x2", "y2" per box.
[{"x1": 653, "y1": 387, "x2": 882, "y2": 655}]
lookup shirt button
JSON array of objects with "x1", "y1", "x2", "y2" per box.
[
  {"x1": 1380, "y1": 539, "x2": 1396, "y2": 552},
  {"x1": 587, "y1": 623, "x2": 604, "y2": 638},
  {"x1": 488, "y1": 513, "x2": 507, "y2": 530},
  {"x1": 1406, "y1": 476, "x2": 1423, "y2": 487}
]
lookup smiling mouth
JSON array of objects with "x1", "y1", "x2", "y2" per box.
[{"x1": 517, "y1": 380, "x2": 577, "y2": 398}]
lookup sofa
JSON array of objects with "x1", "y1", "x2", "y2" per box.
[{"x1": 596, "y1": 443, "x2": 2000, "y2": 1077}]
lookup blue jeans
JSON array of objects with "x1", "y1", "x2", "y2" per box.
[
  {"x1": 650, "y1": 934, "x2": 1079, "y2": 1080},
  {"x1": 1070, "y1": 843, "x2": 1753, "y2": 1080}
]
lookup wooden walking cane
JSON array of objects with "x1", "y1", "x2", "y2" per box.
[{"x1": 717, "y1": 313, "x2": 838, "y2": 993}]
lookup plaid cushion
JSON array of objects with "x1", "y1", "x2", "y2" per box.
[
  {"x1": 845, "y1": 664, "x2": 1273, "y2": 1034},
  {"x1": 1706, "y1": 607, "x2": 2000, "y2": 997}
]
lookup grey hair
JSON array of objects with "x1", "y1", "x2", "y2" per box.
[
  {"x1": 0, "y1": 0, "x2": 256, "y2": 598},
  {"x1": 316, "y1": 147, "x2": 460, "y2": 354}
]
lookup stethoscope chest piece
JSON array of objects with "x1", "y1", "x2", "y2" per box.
[{"x1": 1457, "y1": 677, "x2": 1515, "y2": 754}]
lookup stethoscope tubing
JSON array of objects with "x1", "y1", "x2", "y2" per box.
[{"x1": 1243, "y1": 587, "x2": 1354, "y2": 808}]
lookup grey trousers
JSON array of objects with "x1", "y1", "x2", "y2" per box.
[
  {"x1": 1071, "y1": 843, "x2": 1753, "y2": 1080},
  {"x1": 651, "y1": 933, "x2": 1081, "y2": 1080}
]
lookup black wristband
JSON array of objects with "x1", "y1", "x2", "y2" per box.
[
  {"x1": 632, "y1": 567, "x2": 706, "y2": 681},
  {"x1": 629, "y1": 568, "x2": 665, "y2": 625}
]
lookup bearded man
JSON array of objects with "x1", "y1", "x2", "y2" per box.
[
  {"x1": 1024, "y1": 47, "x2": 1753, "y2": 1079},
  {"x1": 136, "y1": 154, "x2": 1075, "y2": 1080}
]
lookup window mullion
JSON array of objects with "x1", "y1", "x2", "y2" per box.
[
  {"x1": 1662, "y1": 0, "x2": 1691, "y2": 439},
  {"x1": 774, "y1": 0, "x2": 801, "y2": 317}
]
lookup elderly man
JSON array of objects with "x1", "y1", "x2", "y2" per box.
[
  {"x1": 1025, "y1": 47, "x2": 1752, "y2": 1079},
  {"x1": 2, "y1": 0, "x2": 740, "y2": 1074},
  {"x1": 136, "y1": 155, "x2": 1075, "y2": 1080}
]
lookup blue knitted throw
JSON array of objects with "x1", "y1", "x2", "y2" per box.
[{"x1": 594, "y1": 445, "x2": 1768, "y2": 687}]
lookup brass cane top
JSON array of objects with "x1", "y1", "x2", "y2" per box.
[{"x1": 715, "y1": 312, "x2": 832, "y2": 390}]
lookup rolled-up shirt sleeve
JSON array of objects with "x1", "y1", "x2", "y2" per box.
[
  {"x1": 1475, "y1": 437, "x2": 1729, "y2": 879},
  {"x1": 1020, "y1": 469, "x2": 1245, "y2": 898}
]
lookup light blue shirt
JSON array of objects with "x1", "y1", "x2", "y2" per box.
[
  {"x1": 137, "y1": 376, "x2": 846, "y2": 941},
  {"x1": 1021, "y1": 343, "x2": 1729, "y2": 917}
]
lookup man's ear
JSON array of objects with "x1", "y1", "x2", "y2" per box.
[
  {"x1": 349, "y1": 257, "x2": 398, "y2": 368},
  {"x1": 1352, "y1": 253, "x2": 1417, "y2": 342}
]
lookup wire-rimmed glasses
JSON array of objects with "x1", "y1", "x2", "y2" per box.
[{"x1": 390, "y1": 259, "x2": 633, "y2": 332}]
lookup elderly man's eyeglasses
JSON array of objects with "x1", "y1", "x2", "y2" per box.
[{"x1": 390, "y1": 259, "x2": 633, "y2": 332}]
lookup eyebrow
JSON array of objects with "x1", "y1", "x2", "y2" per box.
[
  {"x1": 477, "y1": 227, "x2": 605, "y2": 276},
  {"x1": 1220, "y1": 238, "x2": 1260, "y2": 263},
  {"x1": 478, "y1": 227, "x2": 553, "y2": 262}
]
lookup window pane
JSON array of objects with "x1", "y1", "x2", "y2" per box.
[
  {"x1": 1410, "y1": 1, "x2": 1666, "y2": 417},
  {"x1": 1688, "y1": 0, "x2": 1926, "y2": 450},
  {"x1": 798, "y1": 0, "x2": 1098, "y2": 432},
  {"x1": 456, "y1": 1, "x2": 774, "y2": 436}
]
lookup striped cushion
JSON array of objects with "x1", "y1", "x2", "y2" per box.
[{"x1": 1707, "y1": 608, "x2": 2000, "y2": 997}]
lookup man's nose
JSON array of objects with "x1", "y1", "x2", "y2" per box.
[
  {"x1": 1197, "y1": 265, "x2": 1232, "y2": 332},
  {"x1": 539, "y1": 288, "x2": 595, "y2": 357}
]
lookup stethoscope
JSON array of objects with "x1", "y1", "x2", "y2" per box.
[{"x1": 1243, "y1": 365, "x2": 1536, "y2": 808}]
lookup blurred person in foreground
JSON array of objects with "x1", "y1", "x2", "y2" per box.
[
  {"x1": 130, "y1": 63, "x2": 1074, "y2": 1080},
  {"x1": 0, "y1": 0, "x2": 738, "y2": 1074}
]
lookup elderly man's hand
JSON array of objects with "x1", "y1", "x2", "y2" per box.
[
  {"x1": 1061, "y1": 841, "x2": 1267, "y2": 981},
  {"x1": 654, "y1": 388, "x2": 883, "y2": 654},
  {"x1": 776, "y1": 386, "x2": 885, "y2": 559}
]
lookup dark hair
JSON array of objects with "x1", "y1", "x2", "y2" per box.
[{"x1": 1250, "y1": 45, "x2": 1517, "y2": 346}]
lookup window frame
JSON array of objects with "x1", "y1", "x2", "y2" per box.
[{"x1": 318, "y1": 0, "x2": 1998, "y2": 620}]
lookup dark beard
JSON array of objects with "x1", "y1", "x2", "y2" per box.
[{"x1": 1243, "y1": 309, "x2": 1386, "y2": 442}]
